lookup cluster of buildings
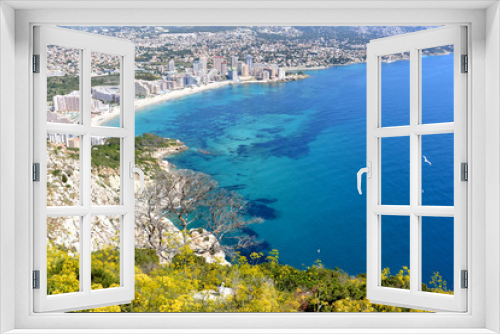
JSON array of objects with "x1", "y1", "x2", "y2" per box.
[
  {"x1": 50, "y1": 52, "x2": 290, "y2": 121},
  {"x1": 47, "y1": 133, "x2": 107, "y2": 148},
  {"x1": 50, "y1": 86, "x2": 120, "y2": 115},
  {"x1": 47, "y1": 133, "x2": 81, "y2": 148},
  {"x1": 169, "y1": 54, "x2": 286, "y2": 81},
  {"x1": 121, "y1": 27, "x2": 368, "y2": 73},
  {"x1": 51, "y1": 26, "x2": 432, "y2": 83},
  {"x1": 47, "y1": 46, "x2": 80, "y2": 77},
  {"x1": 135, "y1": 54, "x2": 288, "y2": 94}
]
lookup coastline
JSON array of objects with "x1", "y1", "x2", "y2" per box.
[
  {"x1": 91, "y1": 81, "x2": 233, "y2": 126},
  {"x1": 91, "y1": 64, "x2": 351, "y2": 127},
  {"x1": 135, "y1": 81, "x2": 233, "y2": 111}
]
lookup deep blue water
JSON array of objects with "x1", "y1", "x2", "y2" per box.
[{"x1": 107, "y1": 54, "x2": 455, "y2": 289}]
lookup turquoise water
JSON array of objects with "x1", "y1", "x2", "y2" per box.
[{"x1": 107, "y1": 54, "x2": 455, "y2": 289}]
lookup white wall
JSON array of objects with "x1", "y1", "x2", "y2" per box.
[
  {"x1": 0, "y1": 2, "x2": 16, "y2": 333},
  {"x1": 485, "y1": 2, "x2": 500, "y2": 333}
]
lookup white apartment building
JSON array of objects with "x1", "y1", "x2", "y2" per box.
[
  {"x1": 167, "y1": 59, "x2": 175, "y2": 71},
  {"x1": 91, "y1": 99, "x2": 108, "y2": 114},
  {"x1": 53, "y1": 90, "x2": 79, "y2": 112},
  {"x1": 278, "y1": 67, "x2": 286, "y2": 80},
  {"x1": 135, "y1": 81, "x2": 150, "y2": 96},
  {"x1": 92, "y1": 86, "x2": 120, "y2": 103},
  {"x1": 193, "y1": 60, "x2": 204, "y2": 75},
  {"x1": 200, "y1": 56, "x2": 207, "y2": 71},
  {"x1": 231, "y1": 56, "x2": 238, "y2": 70},
  {"x1": 213, "y1": 56, "x2": 223, "y2": 72},
  {"x1": 244, "y1": 54, "x2": 253, "y2": 73},
  {"x1": 262, "y1": 70, "x2": 270, "y2": 81}
]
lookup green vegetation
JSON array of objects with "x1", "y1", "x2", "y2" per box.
[
  {"x1": 47, "y1": 75, "x2": 79, "y2": 102},
  {"x1": 91, "y1": 74, "x2": 120, "y2": 87},
  {"x1": 135, "y1": 72, "x2": 161, "y2": 81},
  {"x1": 47, "y1": 136, "x2": 451, "y2": 313},
  {"x1": 91, "y1": 138, "x2": 121, "y2": 170},
  {"x1": 90, "y1": 133, "x2": 183, "y2": 172},
  {"x1": 47, "y1": 243, "x2": 451, "y2": 313},
  {"x1": 47, "y1": 74, "x2": 121, "y2": 101},
  {"x1": 135, "y1": 133, "x2": 180, "y2": 150}
]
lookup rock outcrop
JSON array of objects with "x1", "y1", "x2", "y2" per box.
[
  {"x1": 134, "y1": 216, "x2": 230, "y2": 266},
  {"x1": 46, "y1": 138, "x2": 229, "y2": 266}
]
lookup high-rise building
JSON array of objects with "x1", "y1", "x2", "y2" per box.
[
  {"x1": 278, "y1": 68, "x2": 286, "y2": 80},
  {"x1": 231, "y1": 56, "x2": 238, "y2": 70},
  {"x1": 92, "y1": 87, "x2": 120, "y2": 103},
  {"x1": 135, "y1": 81, "x2": 150, "y2": 96},
  {"x1": 193, "y1": 61, "x2": 204, "y2": 75},
  {"x1": 184, "y1": 74, "x2": 199, "y2": 86},
  {"x1": 221, "y1": 62, "x2": 227, "y2": 76},
  {"x1": 262, "y1": 70, "x2": 270, "y2": 81},
  {"x1": 167, "y1": 60, "x2": 175, "y2": 72},
  {"x1": 252, "y1": 62, "x2": 264, "y2": 78},
  {"x1": 91, "y1": 99, "x2": 108, "y2": 114},
  {"x1": 47, "y1": 133, "x2": 73, "y2": 145},
  {"x1": 200, "y1": 57, "x2": 207, "y2": 71},
  {"x1": 213, "y1": 56, "x2": 224, "y2": 73},
  {"x1": 269, "y1": 64, "x2": 279, "y2": 78},
  {"x1": 200, "y1": 74, "x2": 209, "y2": 84},
  {"x1": 53, "y1": 91, "x2": 80, "y2": 112},
  {"x1": 241, "y1": 63, "x2": 249, "y2": 77},
  {"x1": 245, "y1": 55, "x2": 253, "y2": 73},
  {"x1": 227, "y1": 70, "x2": 239, "y2": 81},
  {"x1": 207, "y1": 68, "x2": 218, "y2": 79}
]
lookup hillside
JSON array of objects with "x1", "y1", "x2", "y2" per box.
[{"x1": 46, "y1": 133, "x2": 452, "y2": 312}]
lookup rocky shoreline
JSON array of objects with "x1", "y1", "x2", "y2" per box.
[
  {"x1": 135, "y1": 140, "x2": 231, "y2": 266},
  {"x1": 47, "y1": 134, "x2": 230, "y2": 267},
  {"x1": 150, "y1": 141, "x2": 188, "y2": 161}
]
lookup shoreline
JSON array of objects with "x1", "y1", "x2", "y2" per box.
[
  {"x1": 91, "y1": 81, "x2": 234, "y2": 126},
  {"x1": 91, "y1": 64, "x2": 356, "y2": 127}
]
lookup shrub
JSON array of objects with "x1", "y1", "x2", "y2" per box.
[{"x1": 47, "y1": 245, "x2": 450, "y2": 313}]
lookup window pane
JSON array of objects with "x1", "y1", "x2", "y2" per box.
[
  {"x1": 47, "y1": 45, "x2": 81, "y2": 124},
  {"x1": 91, "y1": 52, "x2": 121, "y2": 127},
  {"x1": 421, "y1": 217, "x2": 454, "y2": 295},
  {"x1": 47, "y1": 133, "x2": 80, "y2": 206},
  {"x1": 381, "y1": 136, "x2": 410, "y2": 205},
  {"x1": 47, "y1": 216, "x2": 81, "y2": 295},
  {"x1": 421, "y1": 133, "x2": 454, "y2": 206},
  {"x1": 421, "y1": 45, "x2": 454, "y2": 124},
  {"x1": 381, "y1": 52, "x2": 410, "y2": 127},
  {"x1": 91, "y1": 215, "x2": 121, "y2": 290},
  {"x1": 91, "y1": 137, "x2": 121, "y2": 206},
  {"x1": 381, "y1": 215, "x2": 410, "y2": 290}
]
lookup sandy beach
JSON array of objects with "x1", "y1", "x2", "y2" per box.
[
  {"x1": 91, "y1": 81, "x2": 233, "y2": 126},
  {"x1": 90, "y1": 69, "x2": 323, "y2": 127}
]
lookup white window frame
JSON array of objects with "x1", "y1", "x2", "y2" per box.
[
  {"x1": 1, "y1": 2, "x2": 499, "y2": 333},
  {"x1": 365, "y1": 26, "x2": 468, "y2": 312},
  {"x1": 33, "y1": 26, "x2": 136, "y2": 312}
]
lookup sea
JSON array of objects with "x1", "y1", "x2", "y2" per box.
[{"x1": 106, "y1": 53, "x2": 455, "y2": 289}]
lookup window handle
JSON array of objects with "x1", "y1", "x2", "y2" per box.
[
  {"x1": 357, "y1": 162, "x2": 372, "y2": 195},
  {"x1": 129, "y1": 162, "x2": 145, "y2": 194}
]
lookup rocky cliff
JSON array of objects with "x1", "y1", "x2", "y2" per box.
[{"x1": 46, "y1": 135, "x2": 228, "y2": 266}]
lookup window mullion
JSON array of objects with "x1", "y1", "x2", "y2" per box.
[
  {"x1": 90, "y1": 127, "x2": 130, "y2": 138},
  {"x1": 409, "y1": 47, "x2": 420, "y2": 294},
  {"x1": 81, "y1": 48, "x2": 92, "y2": 294}
]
